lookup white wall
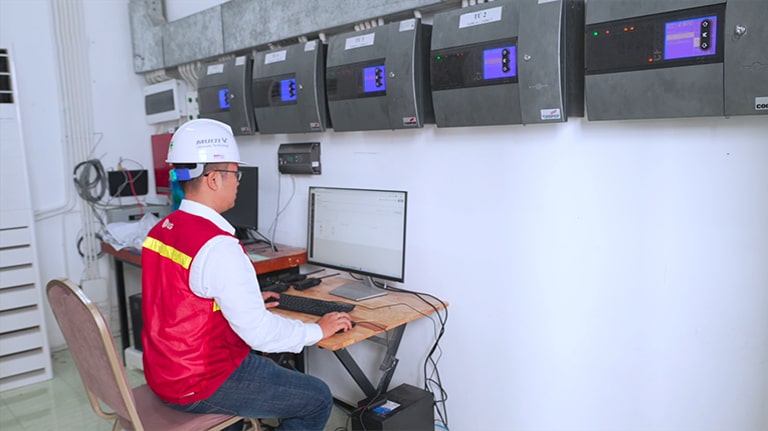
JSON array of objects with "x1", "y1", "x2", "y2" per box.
[{"x1": 2, "y1": 1, "x2": 767, "y2": 430}]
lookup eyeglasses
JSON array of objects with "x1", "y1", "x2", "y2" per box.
[{"x1": 204, "y1": 170, "x2": 242, "y2": 181}]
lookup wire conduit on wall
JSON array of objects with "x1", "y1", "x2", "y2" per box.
[{"x1": 48, "y1": 0, "x2": 101, "y2": 280}]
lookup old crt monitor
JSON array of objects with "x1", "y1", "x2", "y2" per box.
[
  {"x1": 430, "y1": 0, "x2": 584, "y2": 127},
  {"x1": 307, "y1": 187, "x2": 407, "y2": 301},
  {"x1": 325, "y1": 18, "x2": 433, "y2": 131},
  {"x1": 252, "y1": 41, "x2": 329, "y2": 134},
  {"x1": 198, "y1": 55, "x2": 257, "y2": 135},
  {"x1": 221, "y1": 166, "x2": 259, "y2": 243}
]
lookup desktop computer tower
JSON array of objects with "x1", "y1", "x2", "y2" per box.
[{"x1": 352, "y1": 384, "x2": 433, "y2": 431}]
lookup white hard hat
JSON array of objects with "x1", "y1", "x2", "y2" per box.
[{"x1": 166, "y1": 119, "x2": 245, "y2": 180}]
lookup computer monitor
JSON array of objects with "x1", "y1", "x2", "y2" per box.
[
  {"x1": 307, "y1": 187, "x2": 407, "y2": 300},
  {"x1": 221, "y1": 166, "x2": 259, "y2": 243}
]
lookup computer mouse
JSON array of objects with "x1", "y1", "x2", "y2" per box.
[{"x1": 336, "y1": 321, "x2": 357, "y2": 334}]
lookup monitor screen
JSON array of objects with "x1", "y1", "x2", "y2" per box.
[
  {"x1": 221, "y1": 166, "x2": 258, "y2": 242},
  {"x1": 307, "y1": 187, "x2": 407, "y2": 282}
]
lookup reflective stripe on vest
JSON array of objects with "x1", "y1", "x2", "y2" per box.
[{"x1": 143, "y1": 236, "x2": 193, "y2": 269}]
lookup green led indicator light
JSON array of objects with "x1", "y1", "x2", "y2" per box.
[
  {"x1": 436, "y1": 55, "x2": 442, "y2": 60},
  {"x1": 593, "y1": 31, "x2": 599, "y2": 36}
]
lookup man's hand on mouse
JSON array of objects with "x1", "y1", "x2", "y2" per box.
[
  {"x1": 262, "y1": 291, "x2": 280, "y2": 309},
  {"x1": 317, "y1": 312, "x2": 353, "y2": 338}
]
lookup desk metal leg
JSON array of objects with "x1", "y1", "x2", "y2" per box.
[
  {"x1": 334, "y1": 349, "x2": 376, "y2": 397},
  {"x1": 333, "y1": 325, "x2": 406, "y2": 399},
  {"x1": 114, "y1": 259, "x2": 129, "y2": 362}
]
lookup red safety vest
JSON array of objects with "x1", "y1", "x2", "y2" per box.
[{"x1": 141, "y1": 210, "x2": 250, "y2": 404}]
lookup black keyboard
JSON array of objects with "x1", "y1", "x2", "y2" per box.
[{"x1": 269, "y1": 293, "x2": 354, "y2": 316}]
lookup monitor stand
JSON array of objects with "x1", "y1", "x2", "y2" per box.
[
  {"x1": 330, "y1": 276, "x2": 387, "y2": 301},
  {"x1": 234, "y1": 227, "x2": 257, "y2": 245}
]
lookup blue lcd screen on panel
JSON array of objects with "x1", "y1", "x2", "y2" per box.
[
  {"x1": 280, "y1": 79, "x2": 297, "y2": 102},
  {"x1": 483, "y1": 46, "x2": 517, "y2": 80},
  {"x1": 218, "y1": 88, "x2": 230, "y2": 110},
  {"x1": 363, "y1": 65, "x2": 386, "y2": 93},
  {"x1": 664, "y1": 16, "x2": 717, "y2": 60}
]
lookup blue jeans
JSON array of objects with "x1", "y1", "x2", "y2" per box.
[{"x1": 165, "y1": 352, "x2": 333, "y2": 431}]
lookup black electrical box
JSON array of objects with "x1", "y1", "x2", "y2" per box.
[
  {"x1": 352, "y1": 384, "x2": 433, "y2": 431},
  {"x1": 278, "y1": 142, "x2": 321, "y2": 175}
]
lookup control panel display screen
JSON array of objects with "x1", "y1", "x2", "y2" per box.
[
  {"x1": 664, "y1": 16, "x2": 717, "y2": 60},
  {"x1": 363, "y1": 65, "x2": 386, "y2": 93},
  {"x1": 431, "y1": 38, "x2": 519, "y2": 91},
  {"x1": 483, "y1": 46, "x2": 517, "y2": 80},
  {"x1": 199, "y1": 85, "x2": 230, "y2": 113},
  {"x1": 326, "y1": 58, "x2": 388, "y2": 100},
  {"x1": 218, "y1": 88, "x2": 231, "y2": 110},
  {"x1": 280, "y1": 78, "x2": 297, "y2": 102},
  {"x1": 585, "y1": 4, "x2": 724, "y2": 75},
  {"x1": 252, "y1": 73, "x2": 298, "y2": 107}
]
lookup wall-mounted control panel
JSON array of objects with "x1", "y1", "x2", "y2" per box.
[
  {"x1": 198, "y1": 55, "x2": 257, "y2": 135},
  {"x1": 430, "y1": 0, "x2": 584, "y2": 127},
  {"x1": 252, "y1": 41, "x2": 329, "y2": 134},
  {"x1": 586, "y1": 4, "x2": 724, "y2": 75},
  {"x1": 326, "y1": 19, "x2": 434, "y2": 131},
  {"x1": 585, "y1": 0, "x2": 768, "y2": 120},
  {"x1": 278, "y1": 142, "x2": 321, "y2": 175},
  {"x1": 144, "y1": 79, "x2": 188, "y2": 124}
]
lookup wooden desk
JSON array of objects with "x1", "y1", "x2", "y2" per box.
[
  {"x1": 272, "y1": 276, "x2": 448, "y2": 398},
  {"x1": 101, "y1": 241, "x2": 307, "y2": 358},
  {"x1": 101, "y1": 241, "x2": 447, "y2": 398}
]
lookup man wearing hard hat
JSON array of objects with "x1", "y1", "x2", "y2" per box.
[{"x1": 141, "y1": 119, "x2": 352, "y2": 430}]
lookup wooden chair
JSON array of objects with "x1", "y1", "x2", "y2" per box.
[{"x1": 46, "y1": 278, "x2": 257, "y2": 431}]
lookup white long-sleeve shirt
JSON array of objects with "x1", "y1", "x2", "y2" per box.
[{"x1": 179, "y1": 199, "x2": 322, "y2": 353}]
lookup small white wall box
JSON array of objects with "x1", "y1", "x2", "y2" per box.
[{"x1": 144, "y1": 79, "x2": 188, "y2": 124}]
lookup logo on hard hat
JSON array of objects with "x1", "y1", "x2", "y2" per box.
[{"x1": 197, "y1": 138, "x2": 228, "y2": 146}]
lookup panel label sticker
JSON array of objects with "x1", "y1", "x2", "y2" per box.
[
  {"x1": 265, "y1": 50, "x2": 287, "y2": 64},
  {"x1": 235, "y1": 56, "x2": 246, "y2": 66},
  {"x1": 206, "y1": 64, "x2": 224, "y2": 75},
  {"x1": 399, "y1": 19, "x2": 416, "y2": 32},
  {"x1": 345, "y1": 33, "x2": 375, "y2": 50},
  {"x1": 459, "y1": 6, "x2": 502, "y2": 29},
  {"x1": 756, "y1": 96, "x2": 768, "y2": 111},
  {"x1": 304, "y1": 40, "x2": 317, "y2": 52},
  {"x1": 540, "y1": 108, "x2": 562, "y2": 120}
]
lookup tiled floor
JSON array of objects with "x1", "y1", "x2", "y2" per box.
[{"x1": 0, "y1": 349, "x2": 350, "y2": 430}]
